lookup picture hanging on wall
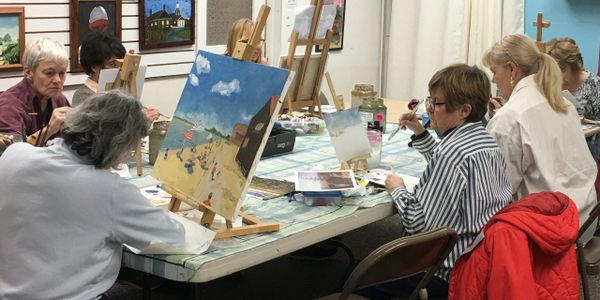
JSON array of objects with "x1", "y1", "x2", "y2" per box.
[
  {"x1": 139, "y1": 0, "x2": 195, "y2": 50},
  {"x1": 70, "y1": 0, "x2": 122, "y2": 72},
  {"x1": 0, "y1": 7, "x2": 25, "y2": 71},
  {"x1": 316, "y1": 0, "x2": 345, "y2": 52}
]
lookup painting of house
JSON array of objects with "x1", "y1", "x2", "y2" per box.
[
  {"x1": 140, "y1": 0, "x2": 195, "y2": 49},
  {"x1": 152, "y1": 50, "x2": 291, "y2": 220}
]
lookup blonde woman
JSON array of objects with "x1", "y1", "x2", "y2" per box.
[
  {"x1": 483, "y1": 34, "x2": 597, "y2": 243},
  {"x1": 224, "y1": 18, "x2": 268, "y2": 65}
]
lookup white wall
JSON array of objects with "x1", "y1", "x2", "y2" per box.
[{"x1": 2, "y1": 0, "x2": 383, "y2": 115}]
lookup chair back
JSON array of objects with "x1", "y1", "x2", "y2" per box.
[
  {"x1": 579, "y1": 201, "x2": 600, "y2": 240},
  {"x1": 339, "y1": 227, "x2": 458, "y2": 300}
]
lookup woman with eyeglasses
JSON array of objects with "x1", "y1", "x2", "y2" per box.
[
  {"x1": 376, "y1": 64, "x2": 512, "y2": 298},
  {"x1": 72, "y1": 31, "x2": 160, "y2": 123},
  {"x1": 483, "y1": 34, "x2": 597, "y2": 243}
]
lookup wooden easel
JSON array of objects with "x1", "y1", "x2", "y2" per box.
[
  {"x1": 281, "y1": 0, "x2": 333, "y2": 116},
  {"x1": 340, "y1": 154, "x2": 369, "y2": 173},
  {"x1": 325, "y1": 72, "x2": 344, "y2": 111},
  {"x1": 167, "y1": 5, "x2": 280, "y2": 239},
  {"x1": 532, "y1": 12, "x2": 551, "y2": 52},
  {"x1": 110, "y1": 50, "x2": 143, "y2": 176}
]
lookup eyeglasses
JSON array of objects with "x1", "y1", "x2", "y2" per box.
[{"x1": 426, "y1": 96, "x2": 446, "y2": 109}]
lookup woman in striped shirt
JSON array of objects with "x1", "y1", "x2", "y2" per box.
[{"x1": 374, "y1": 64, "x2": 512, "y2": 298}]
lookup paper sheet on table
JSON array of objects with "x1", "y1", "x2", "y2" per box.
[
  {"x1": 97, "y1": 66, "x2": 147, "y2": 100},
  {"x1": 124, "y1": 212, "x2": 215, "y2": 255},
  {"x1": 366, "y1": 169, "x2": 420, "y2": 193},
  {"x1": 292, "y1": 4, "x2": 336, "y2": 40}
]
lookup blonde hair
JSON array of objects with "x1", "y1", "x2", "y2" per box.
[
  {"x1": 545, "y1": 37, "x2": 584, "y2": 73},
  {"x1": 483, "y1": 34, "x2": 566, "y2": 114},
  {"x1": 225, "y1": 18, "x2": 254, "y2": 57}
]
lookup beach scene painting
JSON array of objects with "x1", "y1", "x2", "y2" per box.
[{"x1": 152, "y1": 50, "x2": 291, "y2": 220}]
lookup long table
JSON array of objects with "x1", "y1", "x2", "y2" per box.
[{"x1": 121, "y1": 125, "x2": 426, "y2": 283}]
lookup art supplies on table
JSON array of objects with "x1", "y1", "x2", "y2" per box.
[
  {"x1": 248, "y1": 176, "x2": 296, "y2": 200},
  {"x1": 362, "y1": 168, "x2": 420, "y2": 193}
]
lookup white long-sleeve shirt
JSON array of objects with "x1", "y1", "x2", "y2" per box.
[
  {"x1": 0, "y1": 139, "x2": 186, "y2": 300},
  {"x1": 487, "y1": 75, "x2": 597, "y2": 239},
  {"x1": 390, "y1": 122, "x2": 512, "y2": 280}
]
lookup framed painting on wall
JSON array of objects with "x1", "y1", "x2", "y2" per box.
[
  {"x1": 0, "y1": 7, "x2": 25, "y2": 71},
  {"x1": 70, "y1": 0, "x2": 122, "y2": 72},
  {"x1": 316, "y1": 0, "x2": 345, "y2": 52},
  {"x1": 139, "y1": 0, "x2": 195, "y2": 50}
]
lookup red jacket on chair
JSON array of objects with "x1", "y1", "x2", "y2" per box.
[{"x1": 448, "y1": 192, "x2": 579, "y2": 300}]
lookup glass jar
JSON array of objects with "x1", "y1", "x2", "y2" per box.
[
  {"x1": 374, "y1": 97, "x2": 387, "y2": 133},
  {"x1": 351, "y1": 84, "x2": 377, "y2": 108},
  {"x1": 359, "y1": 97, "x2": 387, "y2": 132}
]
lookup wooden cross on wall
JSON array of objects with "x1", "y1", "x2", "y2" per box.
[{"x1": 532, "y1": 12, "x2": 551, "y2": 52}]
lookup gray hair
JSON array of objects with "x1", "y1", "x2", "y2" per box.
[
  {"x1": 22, "y1": 38, "x2": 68, "y2": 71},
  {"x1": 61, "y1": 90, "x2": 149, "y2": 169}
]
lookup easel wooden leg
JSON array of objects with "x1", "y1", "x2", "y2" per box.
[
  {"x1": 135, "y1": 143, "x2": 143, "y2": 176},
  {"x1": 168, "y1": 196, "x2": 182, "y2": 212}
]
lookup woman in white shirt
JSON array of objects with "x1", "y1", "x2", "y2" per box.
[{"x1": 483, "y1": 34, "x2": 597, "y2": 243}]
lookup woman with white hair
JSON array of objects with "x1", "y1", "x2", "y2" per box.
[
  {"x1": 0, "y1": 90, "x2": 187, "y2": 299},
  {"x1": 0, "y1": 38, "x2": 71, "y2": 145}
]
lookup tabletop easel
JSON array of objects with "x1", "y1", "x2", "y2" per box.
[
  {"x1": 340, "y1": 154, "x2": 369, "y2": 173},
  {"x1": 167, "y1": 5, "x2": 280, "y2": 239},
  {"x1": 281, "y1": 0, "x2": 333, "y2": 116},
  {"x1": 110, "y1": 50, "x2": 143, "y2": 176},
  {"x1": 532, "y1": 12, "x2": 551, "y2": 52}
]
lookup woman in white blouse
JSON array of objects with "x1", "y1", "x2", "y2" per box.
[{"x1": 483, "y1": 34, "x2": 597, "y2": 243}]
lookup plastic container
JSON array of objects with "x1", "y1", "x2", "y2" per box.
[{"x1": 366, "y1": 130, "x2": 382, "y2": 169}]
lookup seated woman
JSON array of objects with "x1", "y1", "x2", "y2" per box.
[
  {"x1": 72, "y1": 32, "x2": 160, "y2": 123},
  {"x1": 0, "y1": 38, "x2": 71, "y2": 145},
  {"x1": 0, "y1": 91, "x2": 186, "y2": 299},
  {"x1": 545, "y1": 37, "x2": 600, "y2": 159},
  {"x1": 378, "y1": 64, "x2": 512, "y2": 298},
  {"x1": 224, "y1": 18, "x2": 268, "y2": 65},
  {"x1": 483, "y1": 34, "x2": 597, "y2": 243}
]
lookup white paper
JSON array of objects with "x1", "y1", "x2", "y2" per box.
[
  {"x1": 293, "y1": 5, "x2": 315, "y2": 39},
  {"x1": 366, "y1": 169, "x2": 420, "y2": 193},
  {"x1": 124, "y1": 212, "x2": 215, "y2": 255},
  {"x1": 295, "y1": 169, "x2": 359, "y2": 191},
  {"x1": 110, "y1": 163, "x2": 132, "y2": 178},
  {"x1": 97, "y1": 65, "x2": 148, "y2": 100}
]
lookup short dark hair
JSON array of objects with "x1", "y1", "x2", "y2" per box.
[
  {"x1": 428, "y1": 64, "x2": 491, "y2": 123},
  {"x1": 79, "y1": 32, "x2": 126, "y2": 76}
]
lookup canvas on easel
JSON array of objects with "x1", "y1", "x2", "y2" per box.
[{"x1": 152, "y1": 50, "x2": 292, "y2": 222}]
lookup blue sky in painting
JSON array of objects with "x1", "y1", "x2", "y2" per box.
[
  {"x1": 144, "y1": 0, "x2": 192, "y2": 19},
  {"x1": 172, "y1": 50, "x2": 289, "y2": 137},
  {"x1": 323, "y1": 108, "x2": 363, "y2": 133},
  {"x1": 0, "y1": 16, "x2": 19, "y2": 42}
]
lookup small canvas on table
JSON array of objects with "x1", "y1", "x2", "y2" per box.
[
  {"x1": 152, "y1": 50, "x2": 292, "y2": 220},
  {"x1": 323, "y1": 108, "x2": 371, "y2": 162}
]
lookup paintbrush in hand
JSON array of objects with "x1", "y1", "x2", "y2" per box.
[{"x1": 388, "y1": 98, "x2": 423, "y2": 141}]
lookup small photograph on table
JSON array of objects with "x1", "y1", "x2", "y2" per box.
[{"x1": 295, "y1": 170, "x2": 358, "y2": 191}]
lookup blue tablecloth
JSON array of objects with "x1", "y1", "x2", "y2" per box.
[{"x1": 122, "y1": 125, "x2": 426, "y2": 281}]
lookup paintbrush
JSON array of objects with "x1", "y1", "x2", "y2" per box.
[
  {"x1": 19, "y1": 116, "x2": 27, "y2": 142},
  {"x1": 388, "y1": 98, "x2": 423, "y2": 141},
  {"x1": 37, "y1": 122, "x2": 49, "y2": 147},
  {"x1": 142, "y1": 106, "x2": 171, "y2": 119}
]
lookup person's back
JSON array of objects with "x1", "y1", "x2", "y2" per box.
[
  {"x1": 488, "y1": 76, "x2": 596, "y2": 229},
  {"x1": 0, "y1": 91, "x2": 185, "y2": 299}
]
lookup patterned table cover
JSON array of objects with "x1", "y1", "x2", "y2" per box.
[{"x1": 122, "y1": 124, "x2": 426, "y2": 281}]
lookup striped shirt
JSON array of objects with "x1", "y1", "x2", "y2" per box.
[{"x1": 390, "y1": 122, "x2": 512, "y2": 280}]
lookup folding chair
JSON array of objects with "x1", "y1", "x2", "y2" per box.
[
  {"x1": 577, "y1": 201, "x2": 600, "y2": 300},
  {"x1": 318, "y1": 227, "x2": 457, "y2": 300}
]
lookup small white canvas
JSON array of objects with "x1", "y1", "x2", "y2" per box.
[
  {"x1": 323, "y1": 108, "x2": 372, "y2": 162},
  {"x1": 97, "y1": 65, "x2": 148, "y2": 100}
]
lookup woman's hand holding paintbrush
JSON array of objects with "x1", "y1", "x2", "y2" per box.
[{"x1": 388, "y1": 98, "x2": 425, "y2": 140}]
